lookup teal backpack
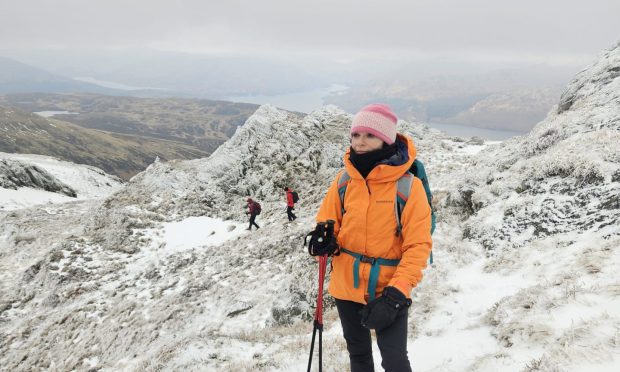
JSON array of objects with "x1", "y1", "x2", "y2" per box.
[{"x1": 337, "y1": 159, "x2": 436, "y2": 264}]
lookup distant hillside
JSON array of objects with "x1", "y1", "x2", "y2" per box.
[
  {"x1": 325, "y1": 64, "x2": 573, "y2": 132},
  {"x1": 0, "y1": 57, "x2": 121, "y2": 95},
  {"x1": 441, "y1": 88, "x2": 560, "y2": 132},
  {"x1": 1, "y1": 93, "x2": 262, "y2": 153},
  {"x1": 0, "y1": 105, "x2": 209, "y2": 180}
]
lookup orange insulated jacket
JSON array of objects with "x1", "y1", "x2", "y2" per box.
[{"x1": 316, "y1": 134, "x2": 433, "y2": 304}]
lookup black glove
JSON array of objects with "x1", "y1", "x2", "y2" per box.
[
  {"x1": 360, "y1": 286, "x2": 411, "y2": 331},
  {"x1": 305, "y1": 220, "x2": 340, "y2": 256}
]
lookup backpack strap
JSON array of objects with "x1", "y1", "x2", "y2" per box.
[
  {"x1": 412, "y1": 160, "x2": 433, "y2": 208},
  {"x1": 411, "y1": 159, "x2": 436, "y2": 264},
  {"x1": 411, "y1": 160, "x2": 435, "y2": 235},
  {"x1": 395, "y1": 172, "x2": 414, "y2": 237},
  {"x1": 337, "y1": 170, "x2": 351, "y2": 216}
]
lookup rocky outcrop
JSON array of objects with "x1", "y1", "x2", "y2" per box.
[
  {"x1": 558, "y1": 42, "x2": 620, "y2": 115},
  {"x1": 0, "y1": 158, "x2": 76, "y2": 197}
]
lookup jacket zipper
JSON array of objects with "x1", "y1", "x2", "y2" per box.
[{"x1": 364, "y1": 180, "x2": 370, "y2": 289}]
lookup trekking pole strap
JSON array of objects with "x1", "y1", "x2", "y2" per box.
[{"x1": 340, "y1": 248, "x2": 400, "y2": 300}]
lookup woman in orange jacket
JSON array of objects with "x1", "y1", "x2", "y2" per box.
[{"x1": 314, "y1": 103, "x2": 432, "y2": 372}]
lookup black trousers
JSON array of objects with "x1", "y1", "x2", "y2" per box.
[
  {"x1": 248, "y1": 213, "x2": 259, "y2": 230},
  {"x1": 286, "y1": 206, "x2": 297, "y2": 221},
  {"x1": 335, "y1": 299, "x2": 412, "y2": 372}
]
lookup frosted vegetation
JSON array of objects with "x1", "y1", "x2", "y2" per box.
[{"x1": 0, "y1": 43, "x2": 618, "y2": 371}]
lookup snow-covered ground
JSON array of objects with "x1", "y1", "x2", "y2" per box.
[{"x1": 0, "y1": 186, "x2": 77, "y2": 210}]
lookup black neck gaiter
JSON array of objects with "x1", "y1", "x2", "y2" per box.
[{"x1": 349, "y1": 143, "x2": 398, "y2": 178}]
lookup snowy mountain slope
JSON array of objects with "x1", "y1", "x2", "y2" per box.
[
  {"x1": 1, "y1": 42, "x2": 618, "y2": 372},
  {"x1": 0, "y1": 152, "x2": 123, "y2": 210},
  {"x1": 430, "y1": 42, "x2": 620, "y2": 370},
  {"x1": 446, "y1": 42, "x2": 619, "y2": 247}
]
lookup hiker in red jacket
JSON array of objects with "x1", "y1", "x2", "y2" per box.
[
  {"x1": 246, "y1": 198, "x2": 260, "y2": 230},
  {"x1": 284, "y1": 187, "x2": 297, "y2": 221}
]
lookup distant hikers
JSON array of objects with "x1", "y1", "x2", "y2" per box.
[
  {"x1": 245, "y1": 198, "x2": 261, "y2": 230},
  {"x1": 284, "y1": 187, "x2": 298, "y2": 221},
  {"x1": 308, "y1": 103, "x2": 433, "y2": 371}
]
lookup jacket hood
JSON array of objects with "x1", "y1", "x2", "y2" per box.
[{"x1": 344, "y1": 133, "x2": 416, "y2": 182}]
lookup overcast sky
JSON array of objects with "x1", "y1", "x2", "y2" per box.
[{"x1": 1, "y1": 0, "x2": 619, "y2": 64}]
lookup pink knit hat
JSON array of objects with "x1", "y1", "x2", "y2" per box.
[{"x1": 350, "y1": 103, "x2": 398, "y2": 145}]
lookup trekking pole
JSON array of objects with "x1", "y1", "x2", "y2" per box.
[
  {"x1": 304, "y1": 220, "x2": 336, "y2": 372},
  {"x1": 307, "y1": 254, "x2": 327, "y2": 372}
]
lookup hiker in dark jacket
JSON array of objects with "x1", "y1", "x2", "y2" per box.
[
  {"x1": 284, "y1": 187, "x2": 297, "y2": 221},
  {"x1": 246, "y1": 198, "x2": 260, "y2": 230}
]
